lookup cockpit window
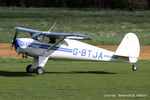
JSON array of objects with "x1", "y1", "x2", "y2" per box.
[
  {"x1": 32, "y1": 34, "x2": 44, "y2": 42},
  {"x1": 33, "y1": 35, "x2": 68, "y2": 46},
  {"x1": 39, "y1": 36, "x2": 56, "y2": 44},
  {"x1": 49, "y1": 37, "x2": 56, "y2": 44},
  {"x1": 60, "y1": 41, "x2": 68, "y2": 46},
  {"x1": 42, "y1": 36, "x2": 49, "y2": 43}
]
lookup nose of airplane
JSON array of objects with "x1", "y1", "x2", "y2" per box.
[{"x1": 13, "y1": 39, "x2": 22, "y2": 51}]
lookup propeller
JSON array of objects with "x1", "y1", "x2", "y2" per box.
[
  {"x1": 11, "y1": 30, "x2": 18, "y2": 48},
  {"x1": 11, "y1": 30, "x2": 28, "y2": 58}
]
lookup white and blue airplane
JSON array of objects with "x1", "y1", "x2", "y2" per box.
[{"x1": 11, "y1": 26, "x2": 140, "y2": 75}]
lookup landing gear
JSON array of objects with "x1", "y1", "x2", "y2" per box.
[
  {"x1": 26, "y1": 57, "x2": 48, "y2": 75},
  {"x1": 36, "y1": 67, "x2": 45, "y2": 75},
  {"x1": 26, "y1": 64, "x2": 36, "y2": 73},
  {"x1": 26, "y1": 65, "x2": 45, "y2": 74},
  {"x1": 132, "y1": 64, "x2": 137, "y2": 71}
]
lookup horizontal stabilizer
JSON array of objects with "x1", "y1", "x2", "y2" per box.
[{"x1": 113, "y1": 55, "x2": 129, "y2": 61}]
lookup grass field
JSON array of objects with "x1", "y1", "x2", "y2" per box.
[
  {"x1": 0, "y1": 58, "x2": 149, "y2": 100},
  {"x1": 0, "y1": 7, "x2": 150, "y2": 45}
]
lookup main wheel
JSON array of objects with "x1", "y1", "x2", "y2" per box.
[
  {"x1": 36, "y1": 67, "x2": 45, "y2": 75},
  {"x1": 26, "y1": 64, "x2": 36, "y2": 73},
  {"x1": 132, "y1": 65, "x2": 137, "y2": 71}
]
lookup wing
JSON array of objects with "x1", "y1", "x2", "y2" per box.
[
  {"x1": 14, "y1": 27, "x2": 42, "y2": 34},
  {"x1": 14, "y1": 27, "x2": 92, "y2": 40},
  {"x1": 43, "y1": 32, "x2": 91, "y2": 40}
]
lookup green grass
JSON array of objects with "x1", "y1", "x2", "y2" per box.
[
  {"x1": 0, "y1": 58, "x2": 149, "y2": 100},
  {"x1": 0, "y1": 7, "x2": 150, "y2": 45}
]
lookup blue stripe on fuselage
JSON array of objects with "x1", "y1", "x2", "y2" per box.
[
  {"x1": 31, "y1": 43, "x2": 73, "y2": 53},
  {"x1": 17, "y1": 40, "x2": 73, "y2": 53}
]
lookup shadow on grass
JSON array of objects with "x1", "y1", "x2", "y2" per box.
[
  {"x1": 0, "y1": 71, "x2": 116, "y2": 77},
  {"x1": 0, "y1": 71, "x2": 35, "y2": 77},
  {"x1": 46, "y1": 71, "x2": 116, "y2": 74}
]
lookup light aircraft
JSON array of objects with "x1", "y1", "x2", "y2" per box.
[{"x1": 11, "y1": 25, "x2": 140, "y2": 75}]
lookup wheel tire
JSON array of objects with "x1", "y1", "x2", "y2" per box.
[
  {"x1": 36, "y1": 67, "x2": 45, "y2": 75},
  {"x1": 26, "y1": 64, "x2": 36, "y2": 73},
  {"x1": 132, "y1": 65, "x2": 137, "y2": 71}
]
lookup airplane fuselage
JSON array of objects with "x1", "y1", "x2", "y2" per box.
[{"x1": 15, "y1": 38, "x2": 127, "y2": 62}]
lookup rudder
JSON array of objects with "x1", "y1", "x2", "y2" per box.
[{"x1": 115, "y1": 33, "x2": 140, "y2": 63}]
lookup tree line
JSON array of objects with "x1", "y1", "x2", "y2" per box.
[{"x1": 0, "y1": 0, "x2": 149, "y2": 9}]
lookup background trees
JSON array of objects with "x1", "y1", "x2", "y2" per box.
[{"x1": 0, "y1": 0, "x2": 149, "y2": 9}]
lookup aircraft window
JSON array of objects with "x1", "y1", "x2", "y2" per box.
[
  {"x1": 37, "y1": 35, "x2": 43, "y2": 41},
  {"x1": 42, "y1": 36, "x2": 68, "y2": 46},
  {"x1": 43, "y1": 36, "x2": 49, "y2": 43},
  {"x1": 42, "y1": 36, "x2": 56, "y2": 44},
  {"x1": 60, "y1": 41, "x2": 68, "y2": 46},
  {"x1": 32, "y1": 34, "x2": 44, "y2": 42},
  {"x1": 49, "y1": 37, "x2": 56, "y2": 44}
]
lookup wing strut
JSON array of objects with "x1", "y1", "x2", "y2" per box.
[
  {"x1": 42, "y1": 36, "x2": 66, "y2": 56},
  {"x1": 48, "y1": 22, "x2": 56, "y2": 33}
]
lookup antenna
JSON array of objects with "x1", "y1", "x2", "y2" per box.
[{"x1": 48, "y1": 22, "x2": 56, "y2": 33}]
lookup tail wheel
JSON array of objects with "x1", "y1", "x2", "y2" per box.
[
  {"x1": 36, "y1": 67, "x2": 45, "y2": 75},
  {"x1": 132, "y1": 64, "x2": 137, "y2": 71},
  {"x1": 26, "y1": 64, "x2": 36, "y2": 73}
]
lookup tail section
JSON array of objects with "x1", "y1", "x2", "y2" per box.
[{"x1": 115, "y1": 33, "x2": 140, "y2": 63}]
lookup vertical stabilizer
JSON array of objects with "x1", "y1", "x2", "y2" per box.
[{"x1": 115, "y1": 33, "x2": 140, "y2": 63}]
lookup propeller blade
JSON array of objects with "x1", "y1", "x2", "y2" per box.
[
  {"x1": 13, "y1": 31, "x2": 18, "y2": 43},
  {"x1": 11, "y1": 30, "x2": 18, "y2": 50}
]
